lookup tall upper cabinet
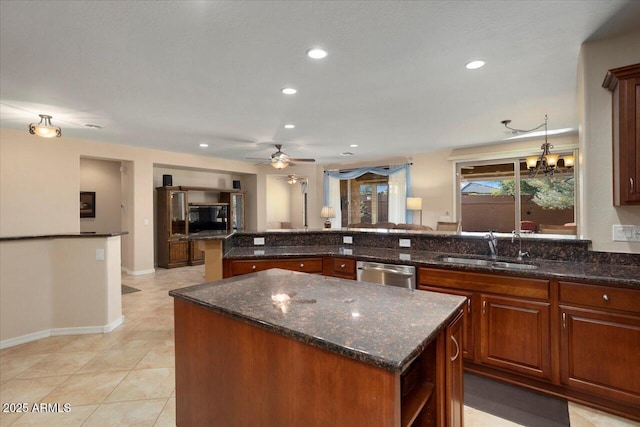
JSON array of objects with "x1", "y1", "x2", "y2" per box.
[
  {"x1": 156, "y1": 186, "x2": 246, "y2": 269},
  {"x1": 603, "y1": 62, "x2": 640, "y2": 205}
]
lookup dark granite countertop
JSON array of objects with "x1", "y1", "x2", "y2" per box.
[
  {"x1": 182, "y1": 231, "x2": 234, "y2": 240},
  {"x1": 0, "y1": 231, "x2": 128, "y2": 241},
  {"x1": 170, "y1": 269, "x2": 466, "y2": 372},
  {"x1": 223, "y1": 245, "x2": 640, "y2": 289}
]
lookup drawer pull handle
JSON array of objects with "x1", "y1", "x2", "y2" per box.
[
  {"x1": 450, "y1": 336, "x2": 460, "y2": 362},
  {"x1": 482, "y1": 301, "x2": 486, "y2": 315},
  {"x1": 562, "y1": 312, "x2": 566, "y2": 329},
  {"x1": 631, "y1": 178, "x2": 635, "y2": 194},
  {"x1": 603, "y1": 294, "x2": 610, "y2": 301},
  {"x1": 300, "y1": 263, "x2": 304, "y2": 268},
  {"x1": 252, "y1": 265, "x2": 256, "y2": 270},
  {"x1": 467, "y1": 299, "x2": 471, "y2": 314},
  {"x1": 340, "y1": 264, "x2": 346, "y2": 268}
]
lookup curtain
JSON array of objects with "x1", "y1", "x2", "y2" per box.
[{"x1": 324, "y1": 164, "x2": 410, "y2": 227}]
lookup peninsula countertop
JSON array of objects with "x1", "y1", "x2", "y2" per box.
[{"x1": 169, "y1": 268, "x2": 466, "y2": 372}]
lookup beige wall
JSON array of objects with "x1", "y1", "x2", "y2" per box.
[
  {"x1": 0, "y1": 127, "x2": 259, "y2": 273},
  {"x1": 80, "y1": 158, "x2": 122, "y2": 234},
  {"x1": 266, "y1": 175, "x2": 291, "y2": 227},
  {"x1": 579, "y1": 30, "x2": 640, "y2": 253},
  {"x1": 0, "y1": 237, "x2": 122, "y2": 346}
]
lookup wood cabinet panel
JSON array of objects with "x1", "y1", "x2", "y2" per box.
[
  {"x1": 168, "y1": 240, "x2": 189, "y2": 267},
  {"x1": 480, "y1": 295, "x2": 551, "y2": 380},
  {"x1": 189, "y1": 240, "x2": 204, "y2": 265},
  {"x1": 560, "y1": 306, "x2": 640, "y2": 407},
  {"x1": 604, "y1": 62, "x2": 640, "y2": 205},
  {"x1": 229, "y1": 258, "x2": 324, "y2": 277},
  {"x1": 323, "y1": 257, "x2": 357, "y2": 279},
  {"x1": 559, "y1": 281, "x2": 640, "y2": 314},
  {"x1": 446, "y1": 310, "x2": 464, "y2": 427},
  {"x1": 418, "y1": 267, "x2": 549, "y2": 300},
  {"x1": 419, "y1": 286, "x2": 474, "y2": 361}
]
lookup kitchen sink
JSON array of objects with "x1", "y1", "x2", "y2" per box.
[{"x1": 438, "y1": 256, "x2": 538, "y2": 270}]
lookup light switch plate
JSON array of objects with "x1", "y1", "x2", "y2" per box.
[
  {"x1": 612, "y1": 225, "x2": 640, "y2": 242},
  {"x1": 95, "y1": 248, "x2": 105, "y2": 260},
  {"x1": 253, "y1": 237, "x2": 265, "y2": 245},
  {"x1": 341, "y1": 248, "x2": 353, "y2": 255},
  {"x1": 253, "y1": 249, "x2": 265, "y2": 255},
  {"x1": 399, "y1": 253, "x2": 411, "y2": 261},
  {"x1": 399, "y1": 239, "x2": 411, "y2": 248},
  {"x1": 343, "y1": 236, "x2": 353, "y2": 244}
]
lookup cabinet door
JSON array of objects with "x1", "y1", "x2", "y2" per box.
[
  {"x1": 170, "y1": 191, "x2": 188, "y2": 235},
  {"x1": 168, "y1": 241, "x2": 189, "y2": 267},
  {"x1": 480, "y1": 295, "x2": 551, "y2": 379},
  {"x1": 446, "y1": 310, "x2": 464, "y2": 427},
  {"x1": 419, "y1": 286, "x2": 474, "y2": 361},
  {"x1": 560, "y1": 306, "x2": 640, "y2": 406},
  {"x1": 229, "y1": 258, "x2": 324, "y2": 276},
  {"x1": 189, "y1": 240, "x2": 204, "y2": 265}
]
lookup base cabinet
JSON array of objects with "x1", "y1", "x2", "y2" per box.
[
  {"x1": 223, "y1": 257, "x2": 324, "y2": 278},
  {"x1": 480, "y1": 295, "x2": 551, "y2": 380},
  {"x1": 167, "y1": 240, "x2": 188, "y2": 268},
  {"x1": 446, "y1": 310, "x2": 464, "y2": 427},
  {"x1": 560, "y1": 306, "x2": 640, "y2": 406},
  {"x1": 188, "y1": 240, "x2": 204, "y2": 265}
]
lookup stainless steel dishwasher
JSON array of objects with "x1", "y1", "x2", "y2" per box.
[{"x1": 356, "y1": 261, "x2": 416, "y2": 289}]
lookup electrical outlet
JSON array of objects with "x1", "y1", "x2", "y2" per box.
[
  {"x1": 253, "y1": 237, "x2": 265, "y2": 245},
  {"x1": 343, "y1": 236, "x2": 353, "y2": 244},
  {"x1": 612, "y1": 225, "x2": 640, "y2": 242},
  {"x1": 399, "y1": 253, "x2": 411, "y2": 261},
  {"x1": 253, "y1": 249, "x2": 265, "y2": 255},
  {"x1": 341, "y1": 248, "x2": 353, "y2": 255},
  {"x1": 95, "y1": 248, "x2": 105, "y2": 260},
  {"x1": 399, "y1": 239, "x2": 411, "y2": 248}
]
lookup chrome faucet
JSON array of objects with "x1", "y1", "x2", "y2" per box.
[
  {"x1": 512, "y1": 231, "x2": 530, "y2": 261},
  {"x1": 486, "y1": 231, "x2": 498, "y2": 258}
]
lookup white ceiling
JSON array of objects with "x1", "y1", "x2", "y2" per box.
[{"x1": 2, "y1": 1, "x2": 639, "y2": 165}]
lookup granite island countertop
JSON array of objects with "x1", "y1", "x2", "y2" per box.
[
  {"x1": 169, "y1": 268, "x2": 466, "y2": 372},
  {"x1": 223, "y1": 245, "x2": 640, "y2": 288}
]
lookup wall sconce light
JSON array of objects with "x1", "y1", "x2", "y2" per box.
[
  {"x1": 320, "y1": 206, "x2": 335, "y2": 229},
  {"x1": 406, "y1": 197, "x2": 423, "y2": 225},
  {"x1": 28, "y1": 114, "x2": 62, "y2": 138}
]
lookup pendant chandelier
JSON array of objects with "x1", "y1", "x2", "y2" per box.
[
  {"x1": 28, "y1": 114, "x2": 62, "y2": 138},
  {"x1": 287, "y1": 175, "x2": 297, "y2": 184},
  {"x1": 501, "y1": 114, "x2": 574, "y2": 177}
]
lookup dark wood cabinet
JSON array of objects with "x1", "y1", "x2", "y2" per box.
[
  {"x1": 603, "y1": 62, "x2": 640, "y2": 205},
  {"x1": 445, "y1": 309, "x2": 464, "y2": 427},
  {"x1": 323, "y1": 256, "x2": 357, "y2": 280},
  {"x1": 224, "y1": 257, "x2": 324, "y2": 278},
  {"x1": 189, "y1": 240, "x2": 204, "y2": 265},
  {"x1": 479, "y1": 295, "x2": 551, "y2": 380},
  {"x1": 420, "y1": 286, "x2": 474, "y2": 361},
  {"x1": 156, "y1": 188, "x2": 189, "y2": 268},
  {"x1": 559, "y1": 280, "x2": 640, "y2": 409}
]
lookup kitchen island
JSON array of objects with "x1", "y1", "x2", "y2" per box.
[{"x1": 169, "y1": 268, "x2": 466, "y2": 427}]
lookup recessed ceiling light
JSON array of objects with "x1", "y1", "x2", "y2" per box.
[
  {"x1": 281, "y1": 87, "x2": 297, "y2": 95},
  {"x1": 199, "y1": 143, "x2": 209, "y2": 148},
  {"x1": 466, "y1": 60, "x2": 486, "y2": 70},
  {"x1": 284, "y1": 124, "x2": 295, "y2": 129},
  {"x1": 307, "y1": 48, "x2": 327, "y2": 59},
  {"x1": 349, "y1": 144, "x2": 358, "y2": 148}
]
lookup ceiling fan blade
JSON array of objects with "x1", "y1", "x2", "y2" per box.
[
  {"x1": 289, "y1": 158, "x2": 316, "y2": 162},
  {"x1": 246, "y1": 157, "x2": 270, "y2": 160}
]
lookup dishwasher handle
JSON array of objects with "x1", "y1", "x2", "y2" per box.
[{"x1": 358, "y1": 266, "x2": 414, "y2": 277}]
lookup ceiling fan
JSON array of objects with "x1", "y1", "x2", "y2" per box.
[{"x1": 247, "y1": 144, "x2": 315, "y2": 169}]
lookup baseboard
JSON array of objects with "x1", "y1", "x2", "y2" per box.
[
  {"x1": 121, "y1": 267, "x2": 155, "y2": 276},
  {"x1": 0, "y1": 316, "x2": 125, "y2": 350}
]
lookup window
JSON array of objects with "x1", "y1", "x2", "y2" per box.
[
  {"x1": 339, "y1": 173, "x2": 389, "y2": 226},
  {"x1": 457, "y1": 154, "x2": 576, "y2": 233}
]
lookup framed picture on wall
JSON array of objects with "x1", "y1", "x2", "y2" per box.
[{"x1": 80, "y1": 191, "x2": 96, "y2": 218}]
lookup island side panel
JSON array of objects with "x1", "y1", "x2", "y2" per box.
[{"x1": 174, "y1": 298, "x2": 400, "y2": 427}]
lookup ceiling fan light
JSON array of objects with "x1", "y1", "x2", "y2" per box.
[
  {"x1": 28, "y1": 114, "x2": 62, "y2": 138},
  {"x1": 272, "y1": 159, "x2": 289, "y2": 169}
]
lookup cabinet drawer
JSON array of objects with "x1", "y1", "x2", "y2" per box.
[
  {"x1": 230, "y1": 258, "x2": 323, "y2": 276},
  {"x1": 559, "y1": 281, "x2": 640, "y2": 314},
  {"x1": 419, "y1": 267, "x2": 549, "y2": 300},
  {"x1": 332, "y1": 258, "x2": 356, "y2": 275}
]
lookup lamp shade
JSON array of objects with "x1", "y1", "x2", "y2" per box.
[
  {"x1": 563, "y1": 155, "x2": 575, "y2": 167},
  {"x1": 525, "y1": 156, "x2": 539, "y2": 169},
  {"x1": 320, "y1": 206, "x2": 335, "y2": 219},
  {"x1": 546, "y1": 154, "x2": 559, "y2": 167},
  {"x1": 271, "y1": 159, "x2": 289, "y2": 169},
  {"x1": 406, "y1": 197, "x2": 423, "y2": 211}
]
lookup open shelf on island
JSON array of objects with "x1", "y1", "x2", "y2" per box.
[{"x1": 401, "y1": 381, "x2": 435, "y2": 427}]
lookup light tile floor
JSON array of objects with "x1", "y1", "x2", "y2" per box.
[{"x1": 1, "y1": 266, "x2": 638, "y2": 426}]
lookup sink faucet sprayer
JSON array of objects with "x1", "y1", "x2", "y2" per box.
[
  {"x1": 486, "y1": 231, "x2": 498, "y2": 258},
  {"x1": 512, "y1": 231, "x2": 530, "y2": 261}
]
